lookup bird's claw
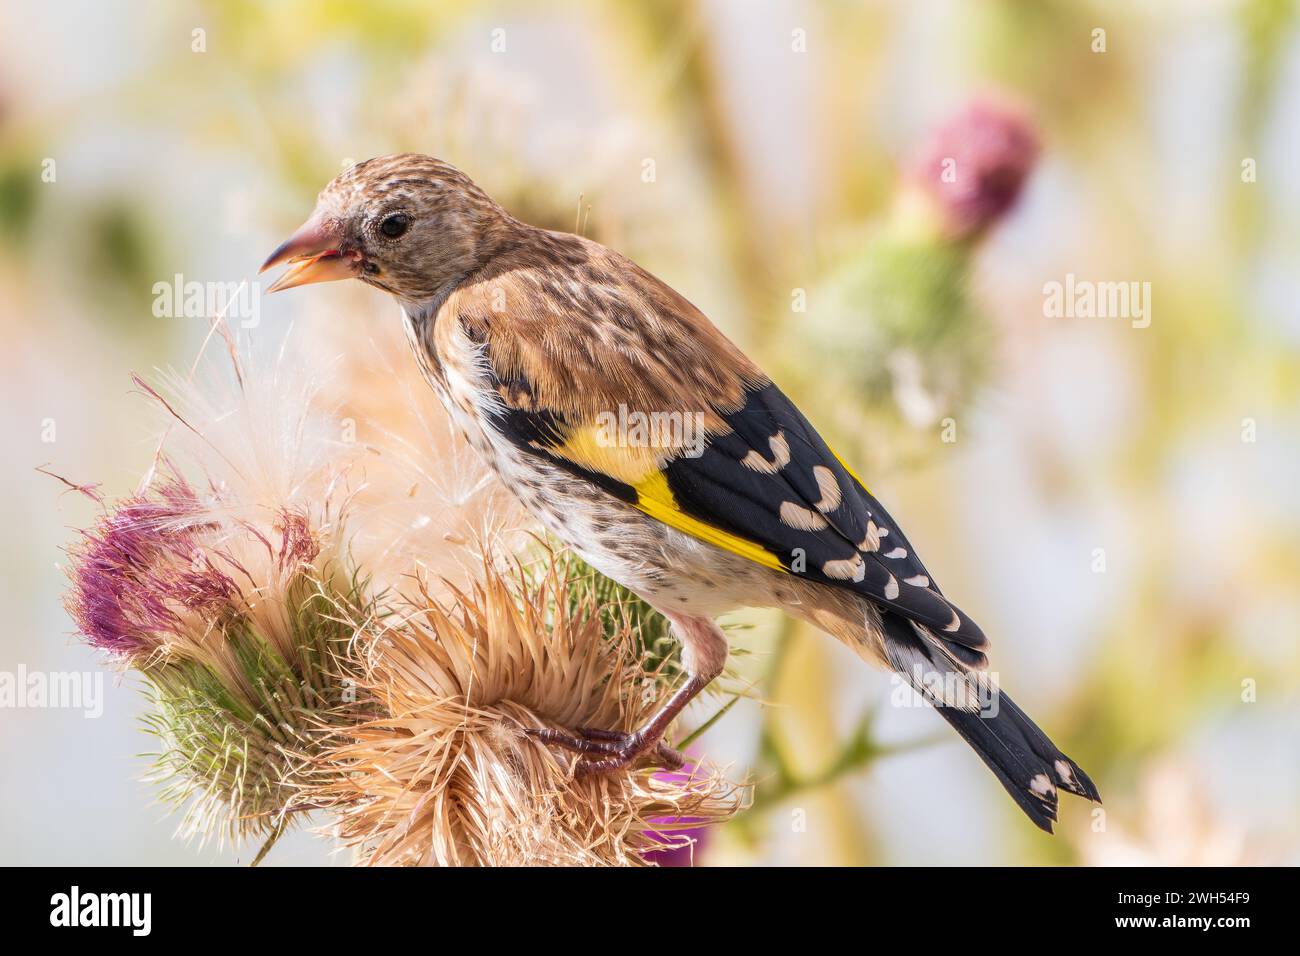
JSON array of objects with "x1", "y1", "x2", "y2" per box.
[{"x1": 524, "y1": 725, "x2": 685, "y2": 775}]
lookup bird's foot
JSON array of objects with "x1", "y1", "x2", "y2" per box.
[{"x1": 525, "y1": 725, "x2": 685, "y2": 776}]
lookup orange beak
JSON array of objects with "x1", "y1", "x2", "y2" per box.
[{"x1": 260, "y1": 214, "x2": 362, "y2": 293}]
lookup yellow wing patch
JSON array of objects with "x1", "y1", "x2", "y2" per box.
[
  {"x1": 547, "y1": 425, "x2": 857, "y2": 577},
  {"x1": 547, "y1": 425, "x2": 663, "y2": 486},
  {"x1": 546, "y1": 425, "x2": 782, "y2": 570},
  {"x1": 631, "y1": 471, "x2": 786, "y2": 572}
]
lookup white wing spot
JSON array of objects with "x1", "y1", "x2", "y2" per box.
[
  {"x1": 904, "y1": 574, "x2": 930, "y2": 588},
  {"x1": 741, "y1": 430, "x2": 792, "y2": 474},
  {"x1": 822, "y1": 554, "x2": 866, "y2": 582},
  {"x1": 884, "y1": 574, "x2": 900, "y2": 600},
  {"x1": 812, "y1": 465, "x2": 842, "y2": 513},
  {"x1": 884, "y1": 546, "x2": 908, "y2": 559},
  {"x1": 780, "y1": 501, "x2": 829, "y2": 531},
  {"x1": 1054, "y1": 760, "x2": 1076, "y2": 785}
]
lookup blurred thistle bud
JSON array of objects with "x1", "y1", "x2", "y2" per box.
[
  {"x1": 903, "y1": 98, "x2": 1039, "y2": 243},
  {"x1": 784, "y1": 97, "x2": 1040, "y2": 447}
]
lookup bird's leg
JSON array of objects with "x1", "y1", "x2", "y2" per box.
[
  {"x1": 526, "y1": 613, "x2": 728, "y2": 776},
  {"x1": 570, "y1": 676, "x2": 705, "y2": 776}
]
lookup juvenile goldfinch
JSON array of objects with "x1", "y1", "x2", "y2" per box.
[{"x1": 263, "y1": 154, "x2": 1099, "y2": 831}]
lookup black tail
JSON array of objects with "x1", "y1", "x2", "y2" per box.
[
  {"x1": 883, "y1": 612, "x2": 1101, "y2": 833},
  {"x1": 932, "y1": 688, "x2": 1101, "y2": 832}
]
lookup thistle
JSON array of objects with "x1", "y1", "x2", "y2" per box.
[
  {"x1": 642, "y1": 760, "x2": 715, "y2": 867},
  {"x1": 903, "y1": 97, "x2": 1039, "y2": 244},
  {"x1": 58, "y1": 328, "x2": 745, "y2": 864},
  {"x1": 299, "y1": 553, "x2": 744, "y2": 867},
  {"x1": 64, "y1": 456, "x2": 367, "y2": 851},
  {"x1": 792, "y1": 97, "x2": 1040, "y2": 442}
]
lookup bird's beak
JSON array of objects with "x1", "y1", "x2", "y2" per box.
[{"x1": 260, "y1": 214, "x2": 360, "y2": 293}]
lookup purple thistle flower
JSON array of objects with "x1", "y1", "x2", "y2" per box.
[
  {"x1": 65, "y1": 475, "x2": 238, "y2": 656},
  {"x1": 643, "y1": 761, "x2": 713, "y2": 867},
  {"x1": 909, "y1": 98, "x2": 1040, "y2": 241},
  {"x1": 642, "y1": 817, "x2": 710, "y2": 867},
  {"x1": 276, "y1": 510, "x2": 320, "y2": 570}
]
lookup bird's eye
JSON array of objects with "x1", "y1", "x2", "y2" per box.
[{"x1": 379, "y1": 213, "x2": 409, "y2": 239}]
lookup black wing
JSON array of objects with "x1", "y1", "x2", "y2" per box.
[
  {"x1": 660, "y1": 382, "x2": 988, "y2": 655},
  {"x1": 485, "y1": 369, "x2": 989, "y2": 657}
]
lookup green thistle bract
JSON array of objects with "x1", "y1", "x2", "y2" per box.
[{"x1": 139, "y1": 570, "x2": 370, "y2": 851}]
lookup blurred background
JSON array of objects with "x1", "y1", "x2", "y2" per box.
[{"x1": 3, "y1": 0, "x2": 1299, "y2": 865}]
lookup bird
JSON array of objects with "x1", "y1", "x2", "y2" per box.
[{"x1": 262, "y1": 153, "x2": 1100, "y2": 832}]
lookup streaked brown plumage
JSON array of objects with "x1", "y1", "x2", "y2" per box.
[{"x1": 262, "y1": 153, "x2": 1099, "y2": 831}]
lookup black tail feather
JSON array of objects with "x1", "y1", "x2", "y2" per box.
[
  {"x1": 996, "y1": 690, "x2": 1101, "y2": 803},
  {"x1": 931, "y1": 695, "x2": 1097, "y2": 833},
  {"x1": 882, "y1": 611, "x2": 1100, "y2": 833}
]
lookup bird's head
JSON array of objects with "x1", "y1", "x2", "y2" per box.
[{"x1": 261, "y1": 153, "x2": 511, "y2": 304}]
